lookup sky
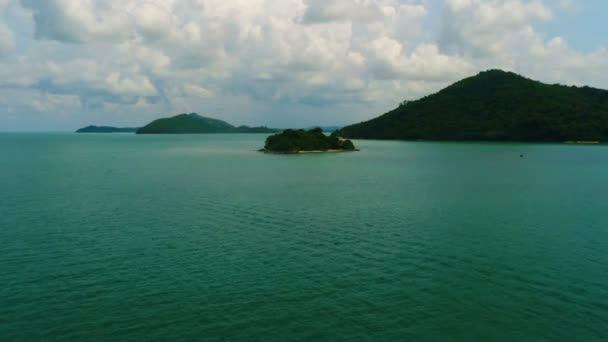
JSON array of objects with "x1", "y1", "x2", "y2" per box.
[{"x1": 0, "y1": 0, "x2": 607, "y2": 131}]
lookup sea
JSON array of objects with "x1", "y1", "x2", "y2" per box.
[{"x1": 1, "y1": 133, "x2": 607, "y2": 341}]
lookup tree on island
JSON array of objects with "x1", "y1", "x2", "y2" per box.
[{"x1": 264, "y1": 128, "x2": 357, "y2": 153}]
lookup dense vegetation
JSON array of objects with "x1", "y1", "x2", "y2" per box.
[
  {"x1": 76, "y1": 126, "x2": 139, "y2": 133},
  {"x1": 264, "y1": 128, "x2": 356, "y2": 153},
  {"x1": 136, "y1": 113, "x2": 279, "y2": 134},
  {"x1": 336, "y1": 70, "x2": 608, "y2": 142}
]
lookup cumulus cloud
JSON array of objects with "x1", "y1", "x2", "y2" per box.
[
  {"x1": 439, "y1": 0, "x2": 554, "y2": 57},
  {"x1": 303, "y1": 0, "x2": 385, "y2": 23},
  {"x1": 0, "y1": 0, "x2": 606, "y2": 130},
  {"x1": 364, "y1": 37, "x2": 473, "y2": 80},
  {"x1": 436, "y1": 0, "x2": 608, "y2": 88},
  {"x1": 0, "y1": 22, "x2": 14, "y2": 55},
  {"x1": 0, "y1": 1, "x2": 15, "y2": 55},
  {"x1": 20, "y1": 0, "x2": 131, "y2": 43}
]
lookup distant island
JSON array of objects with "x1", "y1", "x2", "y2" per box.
[
  {"x1": 262, "y1": 128, "x2": 357, "y2": 154},
  {"x1": 305, "y1": 126, "x2": 342, "y2": 132},
  {"x1": 136, "y1": 113, "x2": 279, "y2": 134},
  {"x1": 335, "y1": 70, "x2": 608, "y2": 142},
  {"x1": 76, "y1": 126, "x2": 139, "y2": 133}
]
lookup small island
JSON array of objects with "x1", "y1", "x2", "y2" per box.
[
  {"x1": 261, "y1": 128, "x2": 357, "y2": 154},
  {"x1": 76, "y1": 125, "x2": 139, "y2": 133}
]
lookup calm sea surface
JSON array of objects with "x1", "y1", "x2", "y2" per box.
[{"x1": 1, "y1": 133, "x2": 607, "y2": 341}]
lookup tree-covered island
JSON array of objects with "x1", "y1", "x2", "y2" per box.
[
  {"x1": 76, "y1": 126, "x2": 139, "y2": 133},
  {"x1": 136, "y1": 113, "x2": 279, "y2": 134},
  {"x1": 262, "y1": 128, "x2": 357, "y2": 154}
]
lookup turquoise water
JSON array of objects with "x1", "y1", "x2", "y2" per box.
[{"x1": 1, "y1": 133, "x2": 608, "y2": 341}]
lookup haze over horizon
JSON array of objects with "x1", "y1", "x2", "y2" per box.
[{"x1": 1, "y1": 0, "x2": 607, "y2": 132}]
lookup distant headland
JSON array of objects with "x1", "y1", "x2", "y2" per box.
[
  {"x1": 77, "y1": 113, "x2": 279, "y2": 134},
  {"x1": 76, "y1": 126, "x2": 139, "y2": 133},
  {"x1": 335, "y1": 70, "x2": 608, "y2": 143},
  {"x1": 136, "y1": 113, "x2": 279, "y2": 134},
  {"x1": 261, "y1": 128, "x2": 357, "y2": 154}
]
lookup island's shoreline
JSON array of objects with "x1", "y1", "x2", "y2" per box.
[{"x1": 259, "y1": 149, "x2": 360, "y2": 154}]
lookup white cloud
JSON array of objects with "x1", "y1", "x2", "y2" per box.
[
  {"x1": 0, "y1": 0, "x2": 605, "y2": 130},
  {"x1": 130, "y1": 1, "x2": 176, "y2": 42},
  {"x1": 0, "y1": 22, "x2": 14, "y2": 55},
  {"x1": 364, "y1": 37, "x2": 472, "y2": 81},
  {"x1": 436, "y1": 0, "x2": 608, "y2": 89},
  {"x1": 439, "y1": 0, "x2": 553, "y2": 57},
  {"x1": 20, "y1": 0, "x2": 131, "y2": 43},
  {"x1": 303, "y1": 0, "x2": 385, "y2": 23},
  {"x1": 0, "y1": 1, "x2": 15, "y2": 55}
]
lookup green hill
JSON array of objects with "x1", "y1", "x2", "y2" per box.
[
  {"x1": 76, "y1": 126, "x2": 139, "y2": 133},
  {"x1": 335, "y1": 70, "x2": 608, "y2": 142},
  {"x1": 136, "y1": 113, "x2": 278, "y2": 134}
]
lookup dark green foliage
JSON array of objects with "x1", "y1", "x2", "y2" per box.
[
  {"x1": 76, "y1": 126, "x2": 139, "y2": 133},
  {"x1": 136, "y1": 113, "x2": 279, "y2": 134},
  {"x1": 236, "y1": 125, "x2": 280, "y2": 133},
  {"x1": 340, "y1": 139, "x2": 355, "y2": 150},
  {"x1": 264, "y1": 128, "x2": 356, "y2": 153},
  {"x1": 336, "y1": 70, "x2": 608, "y2": 142}
]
